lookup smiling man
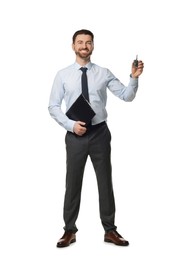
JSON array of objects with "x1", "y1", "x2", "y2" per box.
[
  {"x1": 48, "y1": 29, "x2": 144, "y2": 248},
  {"x1": 73, "y1": 34, "x2": 94, "y2": 60}
]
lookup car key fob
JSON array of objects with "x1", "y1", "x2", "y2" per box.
[{"x1": 133, "y1": 55, "x2": 138, "y2": 67}]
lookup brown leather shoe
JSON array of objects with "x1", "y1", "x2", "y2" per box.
[
  {"x1": 104, "y1": 230, "x2": 129, "y2": 246},
  {"x1": 56, "y1": 231, "x2": 76, "y2": 248}
]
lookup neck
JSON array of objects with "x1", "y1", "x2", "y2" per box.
[{"x1": 75, "y1": 56, "x2": 91, "y2": 66}]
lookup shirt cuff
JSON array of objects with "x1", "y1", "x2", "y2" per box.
[{"x1": 66, "y1": 119, "x2": 75, "y2": 132}]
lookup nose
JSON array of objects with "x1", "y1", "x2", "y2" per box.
[{"x1": 82, "y1": 42, "x2": 87, "y2": 48}]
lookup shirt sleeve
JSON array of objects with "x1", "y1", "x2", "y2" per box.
[
  {"x1": 106, "y1": 69, "x2": 139, "y2": 101},
  {"x1": 48, "y1": 72, "x2": 75, "y2": 132}
]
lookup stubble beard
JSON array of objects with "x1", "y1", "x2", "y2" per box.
[{"x1": 75, "y1": 49, "x2": 92, "y2": 60}]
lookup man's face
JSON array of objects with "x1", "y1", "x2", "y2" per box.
[{"x1": 72, "y1": 34, "x2": 94, "y2": 59}]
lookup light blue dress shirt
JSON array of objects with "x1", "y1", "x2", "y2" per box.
[{"x1": 48, "y1": 62, "x2": 138, "y2": 132}]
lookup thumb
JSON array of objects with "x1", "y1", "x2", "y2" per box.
[{"x1": 77, "y1": 121, "x2": 86, "y2": 126}]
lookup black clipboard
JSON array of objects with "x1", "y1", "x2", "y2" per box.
[{"x1": 66, "y1": 94, "x2": 96, "y2": 125}]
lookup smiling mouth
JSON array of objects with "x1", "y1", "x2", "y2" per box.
[{"x1": 80, "y1": 49, "x2": 89, "y2": 52}]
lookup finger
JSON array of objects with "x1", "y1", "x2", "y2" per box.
[
  {"x1": 138, "y1": 61, "x2": 144, "y2": 66},
  {"x1": 137, "y1": 63, "x2": 144, "y2": 69},
  {"x1": 77, "y1": 121, "x2": 86, "y2": 126},
  {"x1": 78, "y1": 129, "x2": 87, "y2": 136}
]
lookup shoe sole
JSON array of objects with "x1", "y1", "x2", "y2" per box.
[
  {"x1": 104, "y1": 238, "x2": 129, "y2": 246},
  {"x1": 56, "y1": 239, "x2": 76, "y2": 248}
]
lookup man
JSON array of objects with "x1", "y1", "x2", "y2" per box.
[{"x1": 48, "y1": 29, "x2": 144, "y2": 248}]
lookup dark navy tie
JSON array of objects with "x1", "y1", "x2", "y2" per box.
[{"x1": 80, "y1": 67, "x2": 89, "y2": 102}]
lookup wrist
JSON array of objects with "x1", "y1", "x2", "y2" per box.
[{"x1": 130, "y1": 74, "x2": 138, "y2": 79}]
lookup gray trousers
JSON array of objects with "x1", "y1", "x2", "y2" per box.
[{"x1": 63, "y1": 122, "x2": 116, "y2": 233}]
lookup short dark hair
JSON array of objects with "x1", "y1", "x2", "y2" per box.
[{"x1": 72, "y1": 29, "x2": 94, "y2": 43}]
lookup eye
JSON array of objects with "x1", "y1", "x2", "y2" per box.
[{"x1": 77, "y1": 41, "x2": 83, "y2": 44}]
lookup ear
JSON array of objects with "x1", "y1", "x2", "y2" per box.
[{"x1": 72, "y1": 43, "x2": 75, "y2": 51}]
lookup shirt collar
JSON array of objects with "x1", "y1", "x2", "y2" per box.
[{"x1": 74, "y1": 61, "x2": 93, "y2": 71}]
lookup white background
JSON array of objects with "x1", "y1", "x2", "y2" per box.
[{"x1": 0, "y1": 0, "x2": 172, "y2": 259}]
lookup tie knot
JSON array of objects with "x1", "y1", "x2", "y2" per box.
[{"x1": 80, "y1": 67, "x2": 87, "y2": 73}]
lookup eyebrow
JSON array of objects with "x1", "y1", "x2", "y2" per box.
[{"x1": 76, "y1": 40, "x2": 92, "y2": 44}]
